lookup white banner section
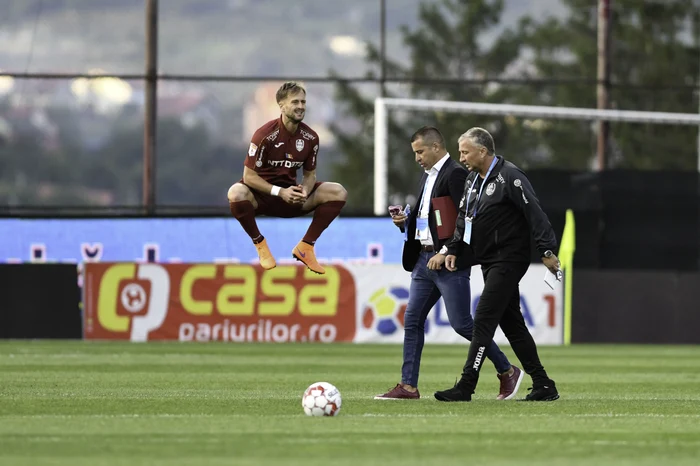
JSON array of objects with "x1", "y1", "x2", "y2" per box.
[{"x1": 349, "y1": 264, "x2": 563, "y2": 345}]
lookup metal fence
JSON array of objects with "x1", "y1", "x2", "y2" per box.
[{"x1": 1, "y1": 0, "x2": 699, "y2": 216}]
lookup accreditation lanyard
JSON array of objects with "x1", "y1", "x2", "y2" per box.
[
  {"x1": 414, "y1": 175, "x2": 432, "y2": 241},
  {"x1": 417, "y1": 170, "x2": 433, "y2": 215},
  {"x1": 464, "y1": 157, "x2": 498, "y2": 220}
]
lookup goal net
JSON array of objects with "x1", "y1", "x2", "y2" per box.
[{"x1": 373, "y1": 97, "x2": 700, "y2": 216}]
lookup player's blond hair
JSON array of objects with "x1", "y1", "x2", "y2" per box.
[{"x1": 276, "y1": 81, "x2": 306, "y2": 103}]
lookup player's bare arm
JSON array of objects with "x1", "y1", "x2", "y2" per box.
[
  {"x1": 242, "y1": 166, "x2": 305, "y2": 205},
  {"x1": 300, "y1": 169, "x2": 316, "y2": 198}
]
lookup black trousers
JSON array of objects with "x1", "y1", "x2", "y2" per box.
[{"x1": 460, "y1": 261, "x2": 552, "y2": 392}]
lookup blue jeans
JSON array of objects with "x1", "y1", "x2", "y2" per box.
[{"x1": 401, "y1": 251, "x2": 512, "y2": 387}]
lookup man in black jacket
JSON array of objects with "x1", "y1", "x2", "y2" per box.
[
  {"x1": 375, "y1": 126, "x2": 523, "y2": 401},
  {"x1": 434, "y1": 127, "x2": 561, "y2": 402}
]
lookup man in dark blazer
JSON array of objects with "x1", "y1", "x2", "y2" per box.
[{"x1": 375, "y1": 126, "x2": 524, "y2": 401}]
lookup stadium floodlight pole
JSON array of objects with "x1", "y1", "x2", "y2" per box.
[
  {"x1": 143, "y1": 0, "x2": 159, "y2": 215},
  {"x1": 373, "y1": 97, "x2": 700, "y2": 215}
]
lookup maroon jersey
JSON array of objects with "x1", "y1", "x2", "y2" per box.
[{"x1": 244, "y1": 116, "x2": 319, "y2": 188}]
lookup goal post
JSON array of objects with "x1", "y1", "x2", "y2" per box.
[
  {"x1": 373, "y1": 97, "x2": 700, "y2": 216},
  {"x1": 374, "y1": 96, "x2": 700, "y2": 346}
]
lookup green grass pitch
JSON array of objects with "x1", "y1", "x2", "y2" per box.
[{"x1": 1, "y1": 342, "x2": 700, "y2": 465}]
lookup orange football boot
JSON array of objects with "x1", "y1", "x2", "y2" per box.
[
  {"x1": 292, "y1": 241, "x2": 325, "y2": 274},
  {"x1": 254, "y1": 238, "x2": 276, "y2": 270}
]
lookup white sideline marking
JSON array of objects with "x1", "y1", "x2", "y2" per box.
[
  {"x1": 361, "y1": 413, "x2": 700, "y2": 418},
  {"x1": 5, "y1": 413, "x2": 700, "y2": 420}
]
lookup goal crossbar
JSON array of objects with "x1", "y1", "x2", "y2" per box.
[{"x1": 373, "y1": 97, "x2": 700, "y2": 215}]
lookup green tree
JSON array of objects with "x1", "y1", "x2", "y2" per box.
[
  {"x1": 155, "y1": 119, "x2": 234, "y2": 206},
  {"x1": 92, "y1": 117, "x2": 234, "y2": 206},
  {"x1": 519, "y1": 0, "x2": 700, "y2": 170},
  {"x1": 330, "y1": 0, "x2": 527, "y2": 213},
  {"x1": 0, "y1": 132, "x2": 87, "y2": 206},
  {"x1": 0, "y1": 110, "x2": 231, "y2": 208}
]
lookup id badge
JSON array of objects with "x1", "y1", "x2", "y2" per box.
[
  {"x1": 415, "y1": 217, "x2": 429, "y2": 240},
  {"x1": 462, "y1": 218, "x2": 473, "y2": 244}
]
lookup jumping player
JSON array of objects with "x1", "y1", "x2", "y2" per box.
[{"x1": 227, "y1": 82, "x2": 347, "y2": 274}]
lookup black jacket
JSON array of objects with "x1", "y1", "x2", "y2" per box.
[
  {"x1": 446, "y1": 156, "x2": 558, "y2": 265},
  {"x1": 402, "y1": 156, "x2": 475, "y2": 272}
]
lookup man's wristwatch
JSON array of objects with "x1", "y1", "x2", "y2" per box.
[{"x1": 543, "y1": 250, "x2": 554, "y2": 258}]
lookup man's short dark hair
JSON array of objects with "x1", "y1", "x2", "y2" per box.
[
  {"x1": 461, "y1": 127, "x2": 495, "y2": 155},
  {"x1": 410, "y1": 126, "x2": 445, "y2": 148},
  {"x1": 276, "y1": 81, "x2": 306, "y2": 103}
]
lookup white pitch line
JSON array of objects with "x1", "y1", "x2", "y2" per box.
[{"x1": 3, "y1": 413, "x2": 700, "y2": 420}]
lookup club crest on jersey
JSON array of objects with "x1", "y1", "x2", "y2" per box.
[
  {"x1": 296, "y1": 139, "x2": 304, "y2": 152},
  {"x1": 248, "y1": 143, "x2": 257, "y2": 157},
  {"x1": 486, "y1": 182, "x2": 496, "y2": 196}
]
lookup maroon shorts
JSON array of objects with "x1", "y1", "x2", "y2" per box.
[{"x1": 239, "y1": 180, "x2": 324, "y2": 218}]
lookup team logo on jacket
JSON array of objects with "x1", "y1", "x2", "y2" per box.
[
  {"x1": 296, "y1": 139, "x2": 304, "y2": 152},
  {"x1": 514, "y1": 179, "x2": 528, "y2": 204},
  {"x1": 486, "y1": 182, "x2": 496, "y2": 196}
]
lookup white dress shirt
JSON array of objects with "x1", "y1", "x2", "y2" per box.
[{"x1": 415, "y1": 153, "x2": 451, "y2": 245}]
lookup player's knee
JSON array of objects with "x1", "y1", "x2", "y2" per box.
[
  {"x1": 227, "y1": 184, "x2": 250, "y2": 203},
  {"x1": 327, "y1": 182, "x2": 348, "y2": 201}
]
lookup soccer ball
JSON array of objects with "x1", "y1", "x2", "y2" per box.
[{"x1": 302, "y1": 382, "x2": 342, "y2": 417}]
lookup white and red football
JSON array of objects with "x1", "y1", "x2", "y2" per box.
[{"x1": 301, "y1": 382, "x2": 342, "y2": 417}]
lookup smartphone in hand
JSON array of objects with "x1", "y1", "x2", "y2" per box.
[{"x1": 388, "y1": 205, "x2": 403, "y2": 217}]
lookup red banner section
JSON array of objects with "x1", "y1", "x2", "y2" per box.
[{"x1": 83, "y1": 263, "x2": 357, "y2": 342}]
